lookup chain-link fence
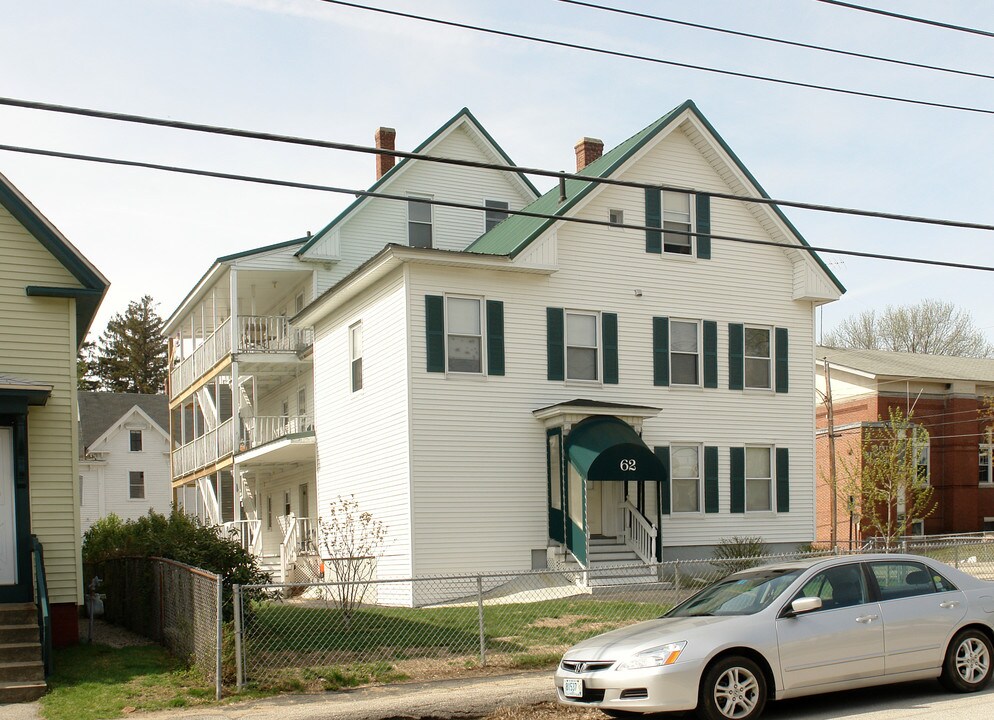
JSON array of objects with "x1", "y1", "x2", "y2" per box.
[
  {"x1": 232, "y1": 541, "x2": 994, "y2": 688},
  {"x1": 90, "y1": 557, "x2": 224, "y2": 699}
]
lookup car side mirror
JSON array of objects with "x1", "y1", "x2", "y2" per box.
[{"x1": 788, "y1": 596, "x2": 822, "y2": 617}]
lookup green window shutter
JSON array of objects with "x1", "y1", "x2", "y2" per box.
[
  {"x1": 655, "y1": 446, "x2": 671, "y2": 516},
  {"x1": 645, "y1": 188, "x2": 662, "y2": 254},
  {"x1": 776, "y1": 447, "x2": 790, "y2": 512},
  {"x1": 704, "y1": 446, "x2": 719, "y2": 513},
  {"x1": 547, "y1": 307, "x2": 564, "y2": 381},
  {"x1": 730, "y1": 447, "x2": 745, "y2": 514},
  {"x1": 703, "y1": 320, "x2": 717, "y2": 389},
  {"x1": 653, "y1": 316, "x2": 669, "y2": 386},
  {"x1": 775, "y1": 327, "x2": 789, "y2": 393},
  {"x1": 425, "y1": 295, "x2": 445, "y2": 373},
  {"x1": 696, "y1": 193, "x2": 711, "y2": 259},
  {"x1": 602, "y1": 312, "x2": 618, "y2": 384},
  {"x1": 486, "y1": 300, "x2": 505, "y2": 376},
  {"x1": 728, "y1": 323, "x2": 744, "y2": 390}
]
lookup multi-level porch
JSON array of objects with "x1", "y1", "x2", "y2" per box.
[{"x1": 166, "y1": 263, "x2": 320, "y2": 580}]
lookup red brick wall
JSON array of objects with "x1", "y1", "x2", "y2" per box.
[{"x1": 815, "y1": 392, "x2": 991, "y2": 543}]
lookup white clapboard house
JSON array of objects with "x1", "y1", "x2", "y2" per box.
[{"x1": 167, "y1": 101, "x2": 843, "y2": 598}]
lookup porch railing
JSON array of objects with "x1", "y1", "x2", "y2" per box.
[
  {"x1": 224, "y1": 519, "x2": 262, "y2": 556},
  {"x1": 239, "y1": 414, "x2": 314, "y2": 452},
  {"x1": 169, "y1": 317, "x2": 232, "y2": 399},
  {"x1": 279, "y1": 514, "x2": 299, "y2": 584},
  {"x1": 623, "y1": 500, "x2": 657, "y2": 565},
  {"x1": 172, "y1": 417, "x2": 235, "y2": 479},
  {"x1": 30, "y1": 535, "x2": 52, "y2": 677},
  {"x1": 238, "y1": 316, "x2": 313, "y2": 354}
]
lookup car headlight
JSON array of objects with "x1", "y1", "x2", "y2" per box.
[{"x1": 617, "y1": 642, "x2": 687, "y2": 670}]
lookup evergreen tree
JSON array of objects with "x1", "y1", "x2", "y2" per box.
[
  {"x1": 95, "y1": 295, "x2": 167, "y2": 393},
  {"x1": 76, "y1": 339, "x2": 100, "y2": 391}
]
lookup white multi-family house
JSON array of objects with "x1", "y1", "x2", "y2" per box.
[
  {"x1": 163, "y1": 109, "x2": 539, "y2": 578},
  {"x1": 294, "y1": 100, "x2": 844, "y2": 604},
  {"x1": 78, "y1": 392, "x2": 171, "y2": 533},
  {"x1": 166, "y1": 100, "x2": 843, "y2": 598}
]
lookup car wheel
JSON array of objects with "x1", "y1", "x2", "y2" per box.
[
  {"x1": 698, "y1": 656, "x2": 767, "y2": 720},
  {"x1": 940, "y1": 628, "x2": 993, "y2": 692}
]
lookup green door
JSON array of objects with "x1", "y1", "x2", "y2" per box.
[{"x1": 547, "y1": 430, "x2": 566, "y2": 544}]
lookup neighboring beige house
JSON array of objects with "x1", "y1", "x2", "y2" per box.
[
  {"x1": 78, "y1": 392, "x2": 171, "y2": 533},
  {"x1": 0, "y1": 169, "x2": 108, "y2": 653}
]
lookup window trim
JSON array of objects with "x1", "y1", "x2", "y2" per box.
[
  {"x1": 484, "y1": 199, "x2": 509, "y2": 232},
  {"x1": 745, "y1": 445, "x2": 774, "y2": 513},
  {"x1": 662, "y1": 190, "x2": 695, "y2": 256},
  {"x1": 981, "y1": 444, "x2": 993, "y2": 485},
  {"x1": 564, "y1": 309, "x2": 601, "y2": 383},
  {"x1": 670, "y1": 443, "x2": 703, "y2": 514},
  {"x1": 445, "y1": 295, "x2": 486, "y2": 375},
  {"x1": 669, "y1": 319, "x2": 701, "y2": 387},
  {"x1": 743, "y1": 325, "x2": 773, "y2": 391},
  {"x1": 407, "y1": 194, "x2": 433, "y2": 248},
  {"x1": 349, "y1": 321, "x2": 363, "y2": 392},
  {"x1": 128, "y1": 470, "x2": 145, "y2": 500}
]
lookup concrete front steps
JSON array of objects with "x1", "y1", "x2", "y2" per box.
[
  {"x1": 0, "y1": 603, "x2": 46, "y2": 703},
  {"x1": 554, "y1": 536, "x2": 659, "y2": 589}
]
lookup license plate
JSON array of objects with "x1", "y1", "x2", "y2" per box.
[{"x1": 563, "y1": 678, "x2": 584, "y2": 698}]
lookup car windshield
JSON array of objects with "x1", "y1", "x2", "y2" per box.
[{"x1": 667, "y1": 568, "x2": 804, "y2": 617}]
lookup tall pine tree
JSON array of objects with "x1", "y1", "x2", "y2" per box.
[{"x1": 96, "y1": 295, "x2": 168, "y2": 393}]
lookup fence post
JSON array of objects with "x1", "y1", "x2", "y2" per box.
[
  {"x1": 955, "y1": 544, "x2": 960, "y2": 569},
  {"x1": 476, "y1": 575, "x2": 486, "y2": 667},
  {"x1": 233, "y1": 584, "x2": 243, "y2": 690},
  {"x1": 674, "y1": 561, "x2": 681, "y2": 595},
  {"x1": 215, "y1": 573, "x2": 223, "y2": 701}
]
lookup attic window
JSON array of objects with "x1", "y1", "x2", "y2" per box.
[
  {"x1": 130, "y1": 430, "x2": 143, "y2": 452},
  {"x1": 609, "y1": 209, "x2": 624, "y2": 225},
  {"x1": 663, "y1": 192, "x2": 692, "y2": 255},
  {"x1": 484, "y1": 200, "x2": 509, "y2": 232},
  {"x1": 408, "y1": 195, "x2": 433, "y2": 248}
]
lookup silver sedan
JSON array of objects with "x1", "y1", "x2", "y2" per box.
[{"x1": 555, "y1": 554, "x2": 994, "y2": 720}]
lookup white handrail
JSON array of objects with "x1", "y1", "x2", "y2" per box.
[
  {"x1": 279, "y1": 513, "x2": 298, "y2": 583},
  {"x1": 239, "y1": 415, "x2": 314, "y2": 452},
  {"x1": 623, "y1": 500, "x2": 657, "y2": 565}
]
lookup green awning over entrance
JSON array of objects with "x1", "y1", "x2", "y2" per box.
[{"x1": 565, "y1": 416, "x2": 664, "y2": 482}]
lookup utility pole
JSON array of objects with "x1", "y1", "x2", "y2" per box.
[{"x1": 824, "y1": 358, "x2": 838, "y2": 549}]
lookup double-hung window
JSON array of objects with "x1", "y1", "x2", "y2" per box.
[
  {"x1": 350, "y1": 321, "x2": 363, "y2": 392},
  {"x1": 981, "y1": 445, "x2": 993, "y2": 485},
  {"x1": 746, "y1": 446, "x2": 772, "y2": 512},
  {"x1": 671, "y1": 444, "x2": 701, "y2": 513},
  {"x1": 484, "y1": 200, "x2": 509, "y2": 232},
  {"x1": 670, "y1": 320, "x2": 700, "y2": 385},
  {"x1": 447, "y1": 297, "x2": 483, "y2": 373},
  {"x1": 663, "y1": 191, "x2": 692, "y2": 254},
  {"x1": 129, "y1": 430, "x2": 143, "y2": 452},
  {"x1": 744, "y1": 326, "x2": 771, "y2": 389},
  {"x1": 408, "y1": 195, "x2": 433, "y2": 248},
  {"x1": 566, "y1": 311, "x2": 598, "y2": 381},
  {"x1": 129, "y1": 471, "x2": 145, "y2": 500},
  {"x1": 915, "y1": 442, "x2": 930, "y2": 483}
]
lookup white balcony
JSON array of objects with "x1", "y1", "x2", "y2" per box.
[
  {"x1": 236, "y1": 415, "x2": 315, "y2": 467},
  {"x1": 172, "y1": 417, "x2": 235, "y2": 479}
]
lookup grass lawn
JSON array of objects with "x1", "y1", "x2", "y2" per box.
[{"x1": 40, "y1": 644, "x2": 218, "y2": 720}]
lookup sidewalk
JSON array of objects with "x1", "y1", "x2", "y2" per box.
[{"x1": 133, "y1": 671, "x2": 556, "y2": 720}]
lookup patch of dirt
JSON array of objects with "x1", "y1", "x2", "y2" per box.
[
  {"x1": 477, "y1": 701, "x2": 605, "y2": 719},
  {"x1": 529, "y1": 615, "x2": 586, "y2": 628},
  {"x1": 79, "y1": 618, "x2": 154, "y2": 648}
]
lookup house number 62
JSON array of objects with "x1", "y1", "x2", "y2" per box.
[{"x1": 620, "y1": 459, "x2": 637, "y2": 472}]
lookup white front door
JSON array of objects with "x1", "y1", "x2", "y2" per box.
[{"x1": 0, "y1": 427, "x2": 16, "y2": 586}]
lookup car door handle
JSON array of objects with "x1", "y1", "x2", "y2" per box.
[
  {"x1": 856, "y1": 614, "x2": 879, "y2": 624},
  {"x1": 940, "y1": 600, "x2": 961, "y2": 609}
]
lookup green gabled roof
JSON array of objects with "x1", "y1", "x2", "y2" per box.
[
  {"x1": 467, "y1": 99, "x2": 845, "y2": 294},
  {"x1": 295, "y1": 107, "x2": 540, "y2": 257}
]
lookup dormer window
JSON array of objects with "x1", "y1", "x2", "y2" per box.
[{"x1": 484, "y1": 200, "x2": 509, "y2": 232}]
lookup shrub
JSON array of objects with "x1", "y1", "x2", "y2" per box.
[{"x1": 711, "y1": 536, "x2": 770, "y2": 575}]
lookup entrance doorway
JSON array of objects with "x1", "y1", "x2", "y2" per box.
[
  {"x1": 586, "y1": 481, "x2": 623, "y2": 537},
  {"x1": 0, "y1": 427, "x2": 15, "y2": 586}
]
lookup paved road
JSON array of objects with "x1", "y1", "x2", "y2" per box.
[{"x1": 4, "y1": 673, "x2": 994, "y2": 720}]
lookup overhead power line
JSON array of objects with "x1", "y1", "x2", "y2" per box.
[
  {"x1": 2, "y1": 141, "x2": 994, "y2": 273},
  {"x1": 557, "y1": 0, "x2": 994, "y2": 82},
  {"x1": 316, "y1": 0, "x2": 994, "y2": 117},
  {"x1": 815, "y1": 0, "x2": 994, "y2": 39},
  {"x1": 4, "y1": 95, "x2": 994, "y2": 234}
]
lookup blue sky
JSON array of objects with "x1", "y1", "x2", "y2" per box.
[{"x1": 2, "y1": 0, "x2": 993, "y2": 342}]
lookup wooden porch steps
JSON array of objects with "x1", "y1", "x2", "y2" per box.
[{"x1": 0, "y1": 603, "x2": 46, "y2": 703}]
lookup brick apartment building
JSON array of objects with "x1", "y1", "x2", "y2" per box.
[{"x1": 815, "y1": 347, "x2": 994, "y2": 548}]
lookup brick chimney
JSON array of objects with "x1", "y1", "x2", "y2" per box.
[
  {"x1": 375, "y1": 127, "x2": 397, "y2": 179},
  {"x1": 574, "y1": 137, "x2": 604, "y2": 171}
]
